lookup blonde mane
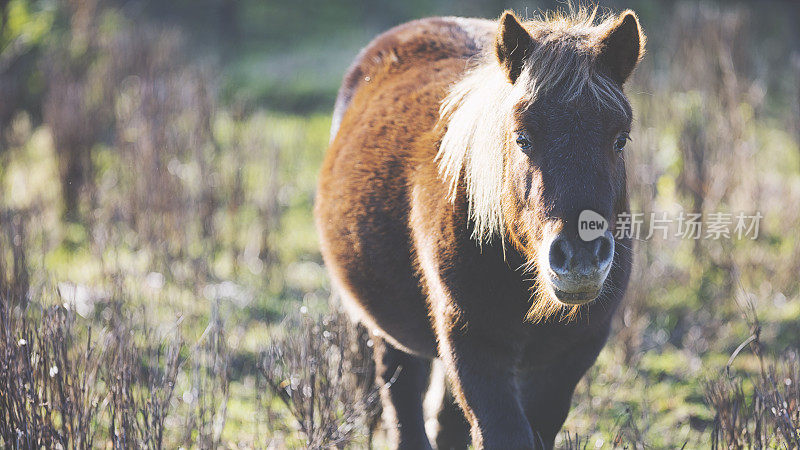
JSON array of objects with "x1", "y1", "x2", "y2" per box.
[{"x1": 436, "y1": 8, "x2": 630, "y2": 244}]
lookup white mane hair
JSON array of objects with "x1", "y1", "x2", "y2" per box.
[{"x1": 435, "y1": 8, "x2": 630, "y2": 244}]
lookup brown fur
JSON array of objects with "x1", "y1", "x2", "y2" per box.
[{"x1": 316, "y1": 8, "x2": 644, "y2": 449}]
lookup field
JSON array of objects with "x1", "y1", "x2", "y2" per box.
[{"x1": 1, "y1": 0, "x2": 799, "y2": 448}]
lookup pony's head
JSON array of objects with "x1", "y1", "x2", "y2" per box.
[{"x1": 437, "y1": 8, "x2": 644, "y2": 321}]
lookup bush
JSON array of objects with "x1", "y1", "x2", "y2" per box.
[
  {"x1": 258, "y1": 310, "x2": 379, "y2": 449},
  {"x1": 705, "y1": 306, "x2": 800, "y2": 448}
]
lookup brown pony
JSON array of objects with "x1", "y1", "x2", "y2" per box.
[{"x1": 315, "y1": 7, "x2": 644, "y2": 449}]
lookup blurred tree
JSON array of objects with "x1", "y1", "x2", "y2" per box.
[
  {"x1": 0, "y1": 0, "x2": 54, "y2": 151},
  {"x1": 43, "y1": 0, "x2": 106, "y2": 223}
]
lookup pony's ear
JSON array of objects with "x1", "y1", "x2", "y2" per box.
[
  {"x1": 597, "y1": 10, "x2": 645, "y2": 84},
  {"x1": 495, "y1": 11, "x2": 533, "y2": 83}
]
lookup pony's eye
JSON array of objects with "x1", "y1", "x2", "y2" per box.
[
  {"x1": 516, "y1": 133, "x2": 532, "y2": 151},
  {"x1": 614, "y1": 133, "x2": 630, "y2": 153}
]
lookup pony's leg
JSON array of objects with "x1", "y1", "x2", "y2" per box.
[
  {"x1": 423, "y1": 360, "x2": 470, "y2": 450},
  {"x1": 438, "y1": 334, "x2": 535, "y2": 449},
  {"x1": 518, "y1": 360, "x2": 592, "y2": 449},
  {"x1": 373, "y1": 336, "x2": 433, "y2": 449},
  {"x1": 433, "y1": 384, "x2": 470, "y2": 449}
]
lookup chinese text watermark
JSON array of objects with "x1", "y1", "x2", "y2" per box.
[{"x1": 578, "y1": 211, "x2": 762, "y2": 241}]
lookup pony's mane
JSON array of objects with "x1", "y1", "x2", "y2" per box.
[{"x1": 436, "y1": 7, "x2": 630, "y2": 244}]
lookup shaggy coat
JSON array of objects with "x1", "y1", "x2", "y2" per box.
[{"x1": 316, "y1": 9, "x2": 644, "y2": 449}]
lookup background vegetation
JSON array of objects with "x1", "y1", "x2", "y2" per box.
[{"x1": 1, "y1": 0, "x2": 799, "y2": 448}]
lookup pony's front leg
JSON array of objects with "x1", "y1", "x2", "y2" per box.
[
  {"x1": 518, "y1": 336, "x2": 606, "y2": 449},
  {"x1": 517, "y1": 363, "x2": 584, "y2": 449},
  {"x1": 437, "y1": 328, "x2": 537, "y2": 449}
]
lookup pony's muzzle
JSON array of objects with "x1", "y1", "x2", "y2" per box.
[{"x1": 546, "y1": 230, "x2": 614, "y2": 304}]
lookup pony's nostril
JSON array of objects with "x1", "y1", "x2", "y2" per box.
[
  {"x1": 594, "y1": 232, "x2": 614, "y2": 267},
  {"x1": 549, "y1": 237, "x2": 572, "y2": 274}
]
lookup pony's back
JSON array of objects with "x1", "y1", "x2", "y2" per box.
[{"x1": 329, "y1": 17, "x2": 494, "y2": 142}]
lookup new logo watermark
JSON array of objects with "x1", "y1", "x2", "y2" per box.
[
  {"x1": 578, "y1": 210, "x2": 608, "y2": 241},
  {"x1": 578, "y1": 210, "x2": 762, "y2": 242}
]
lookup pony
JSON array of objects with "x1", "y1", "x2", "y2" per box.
[{"x1": 315, "y1": 7, "x2": 644, "y2": 449}]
